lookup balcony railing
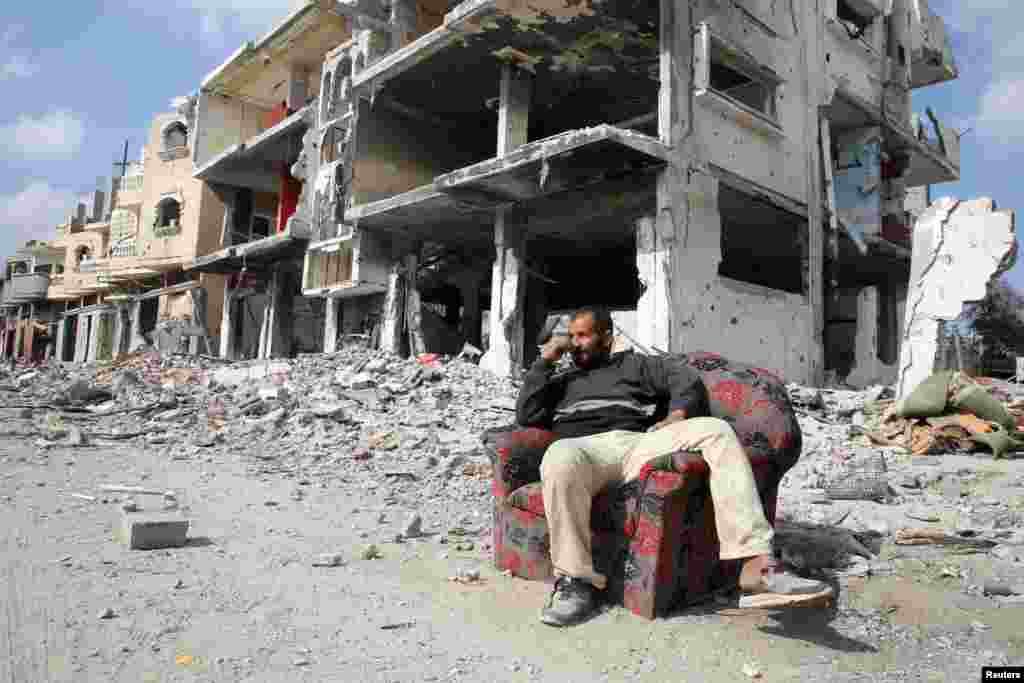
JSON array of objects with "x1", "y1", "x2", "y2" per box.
[
  {"x1": 9, "y1": 272, "x2": 51, "y2": 301},
  {"x1": 113, "y1": 175, "x2": 144, "y2": 193}
]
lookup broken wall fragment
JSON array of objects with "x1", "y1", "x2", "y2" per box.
[{"x1": 896, "y1": 198, "x2": 1016, "y2": 400}]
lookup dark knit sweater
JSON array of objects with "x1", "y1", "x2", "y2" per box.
[{"x1": 515, "y1": 351, "x2": 709, "y2": 439}]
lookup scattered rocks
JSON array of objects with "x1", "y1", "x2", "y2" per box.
[
  {"x1": 312, "y1": 553, "x2": 346, "y2": 568},
  {"x1": 450, "y1": 567, "x2": 482, "y2": 584},
  {"x1": 403, "y1": 513, "x2": 423, "y2": 539}
]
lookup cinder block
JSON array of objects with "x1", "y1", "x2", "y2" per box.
[{"x1": 121, "y1": 512, "x2": 190, "y2": 550}]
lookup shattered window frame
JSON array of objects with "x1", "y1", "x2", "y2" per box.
[{"x1": 694, "y1": 24, "x2": 781, "y2": 123}]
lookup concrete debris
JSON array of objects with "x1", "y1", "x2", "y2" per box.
[
  {"x1": 312, "y1": 553, "x2": 346, "y2": 567},
  {"x1": 121, "y1": 512, "x2": 190, "y2": 550},
  {"x1": 403, "y1": 513, "x2": 423, "y2": 539}
]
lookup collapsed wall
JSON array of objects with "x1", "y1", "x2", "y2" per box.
[{"x1": 896, "y1": 197, "x2": 1016, "y2": 399}]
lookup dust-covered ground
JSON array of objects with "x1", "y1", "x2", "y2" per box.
[{"x1": 2, "y1": 432, "x2": 1023, "y2": 683}]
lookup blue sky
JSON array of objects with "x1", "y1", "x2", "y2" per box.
[{"x1": 0, "y1": 1, "x2": 1021, "y2": 289}]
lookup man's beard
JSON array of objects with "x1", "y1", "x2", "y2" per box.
[{"x1": 572, "y1": 348, "x2": 607, "y2": 369}]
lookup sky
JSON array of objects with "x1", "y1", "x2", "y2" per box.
[{"x1": 0, "y1": 1, "x2": 1022, "y2": 287}]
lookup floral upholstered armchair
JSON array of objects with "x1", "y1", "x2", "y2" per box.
[{"x1": 482, "y1": 351, "x2": 802, "y2": 620}]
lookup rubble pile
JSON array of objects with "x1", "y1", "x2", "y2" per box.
[
  {"x1": 1, "y1": 347, "x2": 521, "y2": 541},
  {"x1": 2, "y1": 353, "x2": 1024, "y2": 602}
]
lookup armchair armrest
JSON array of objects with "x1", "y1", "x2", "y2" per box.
[{"x1": 481, "y1": 425, "x2": 560, "y2": 499}]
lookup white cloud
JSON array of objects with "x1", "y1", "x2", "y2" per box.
[
  {"x1": 0, "y1": 110, "x2": 84, "y2": 162},
  {"x1": 0, "y1": 182, "x2": 77, "y2": 258},
  {"x1": 976, "y1": 78, "x2": 1024, "y2": 145},
  {"x1": 179, "y1": 0, "x2": 307, "y2": 37},
  {"x1": 0, "y1": 55, "x2": 39, "y2": 80}
]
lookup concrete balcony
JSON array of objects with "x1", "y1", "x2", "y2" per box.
[
  {"x1": 911, "y1": 0, "x2": 958, "y2": 88},
  {"x1": 9, "y1": 272, "x2": 51, "y2": 302}
]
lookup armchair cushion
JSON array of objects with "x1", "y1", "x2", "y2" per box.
[{"x1": 679, "y1": 351, "x2": 801, "y2": 471}]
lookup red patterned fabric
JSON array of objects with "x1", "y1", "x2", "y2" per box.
[{"x1": 485, "y1": 351, "x2": 799, "y2": 619}]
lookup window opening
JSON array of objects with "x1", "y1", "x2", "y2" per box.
[
  {"x1": 156, "y1": 198, "x2": 181, "y2": 228},
  {"x1": 837, "y1": 0, "x2": 871, "y2": 39},
  {"x1": 164, "y1": 123, "x2": 187, "y2": 151},
  {"x1": 251, "y1": 215, "x2": 272, "y2": 239},
  {"x1": 709, "y1": 42, "x2": 776, "y2": 118},
  {"x1": 717, "y1": 185, "x2": 804, "y2": 294}
]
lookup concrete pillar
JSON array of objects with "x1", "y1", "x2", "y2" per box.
[
  {"x1": 484, "y1": 213, "x2": 526, "y2": 376},
  {"x1": 220, "y1": 286, "x2": 236, "y2": 359},
  {"x1": 324, "y1": 297, "x2": 341, "y2": 353},
  {"x1": 13, "y1": 306, "x2": 24, "y2": 360},
  {"x1": 86, "y1": 312, "x2": 101, "y2": 362},
  {"x1": 55, "y1": 316, "x2": 67, "y2": 362},
  {"x1": 129, "y1": 301, "x2": 145, "y2": 351},
  {"x1": 72, "y1": 315, "x2": 85, "y2": 363},
  {"x1": 635, "y1": 215, "x2": 671, "y2": 353},
  {"x1": 259, "y1": 270, "x2": 283, "y2": 359},
  {"x1": 847, "y1": 287, "x2": 881, "y2": 385},
  {"x1": 111, "y1": 306, "x2": 125, "y2": 358},
  {"x1": 380, "y1": 258, "x2": 405, "y2": 355},
  {"x1": 482, "y1": 64, "x2": 531, "y2": 377},
  {"x1": 405, "y1": 252, "x2": 425, "y2": 356}
]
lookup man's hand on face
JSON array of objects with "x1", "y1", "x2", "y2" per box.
[
  {"x1": 647, "y1": 409, "x2": 688, "y2": 433},
  {"x1": 540, "y1": 334, "x2": 573, "y2": 363}
]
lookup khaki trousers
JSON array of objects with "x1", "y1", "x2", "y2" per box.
[{"x1": 539, "y1": 417, "x2": 774, "y2": 590}]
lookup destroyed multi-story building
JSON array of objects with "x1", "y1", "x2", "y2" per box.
[
  {"x1": 265, "y1": 0, "x2": 959, "y2": 384},
  {"x1": 4, "y1": 0, "x2": 966, "y2": 384},
  {"x1": 0, "y1": 239, "x2": 66, "y2": 362},
  {"x1": 186, "y1": 1, "x2": 354, "y2": 360}
]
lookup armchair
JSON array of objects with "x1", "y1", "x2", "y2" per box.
[{"x1": 483, "y1": 351, "x2": 801, "y2": 619}]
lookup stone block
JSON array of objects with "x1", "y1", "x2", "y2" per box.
[{"x1": 121, "y1": 512, "x2": 190, "y2": 550}]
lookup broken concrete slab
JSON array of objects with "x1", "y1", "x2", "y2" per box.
[
  {"x1": 121, "y1": 512, "x2": 190, "y2": 550},
  {"x1": 896, "y1": 198, "x2": 1016, "y2": 399}
]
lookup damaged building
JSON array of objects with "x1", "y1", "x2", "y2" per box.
[
  {"x1": 263, "y1": 0, "x2": 960, "y2": 383},
  {"x1": 15, "y1": 0, "x2": 982, "y2": 386},
  {"x1": 0, "y1": 240, "x2": 65, "y2": 362},
  {"x1": 43, "y1": 106, "x2": 229, "y2": 363},
  {"x1": 186, "y1": 1, "x2": 355, "y2": 360}
]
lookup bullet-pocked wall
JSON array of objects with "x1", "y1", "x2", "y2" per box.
[{"x1": 672, "y1": 173, "x2": 813, "y2": 381}]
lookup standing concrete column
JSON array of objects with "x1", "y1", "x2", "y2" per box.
[
  {"x1": 483, "y1": 64, "x2": 531, "y2": 377},
  {"x1": 13, "y1": 305, "x2": 24, "y2": 360},
  {"x1": 129, "y1": 301, "x2": 145, "y2": 351},
  {"x1": 86, "y1": 311, "x2": 101, "y2": 362},
  {"x1": 635, "y1": 215, "x2": 671, "y2": 353},
  {"x1": 111, "y1": 306, "x2": 125, "y2": 358},
  {"x1": 220, "y1": 286, "x2": 236, "y2": 359},
  {"x1": 324, "y1": 297, "x2": 341, "y2": 353},
  {"x1": 55, "y1": 316, "x2": 67, "y2": 363},
  {"x1": 259, "y1": 270, "x2": 291, "y2": 359},
  {"x1": 380, "y1": 253, "x2": 406, "y2": 355}
]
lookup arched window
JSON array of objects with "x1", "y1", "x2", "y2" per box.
[
  {"x1": 163, "y1": 122, "x2": 187, "y2": 151},
  {"x1": 155, "y1": 198, "x2": 181, "y2": 230},
  {"x1": 13, "y1": 262, "x2": 27, "y2": 275},
  {"x1": 74, "y1": 246, "x2": 92, "y2": 269}
]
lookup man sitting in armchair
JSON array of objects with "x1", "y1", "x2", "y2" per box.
[{"x1": 517, "y1": 306, "x2": 833, "y2": 627}]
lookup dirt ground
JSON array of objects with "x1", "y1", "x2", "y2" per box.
[{"x1": 1, "y1": 436, "x2": 1022, "y2": 683}]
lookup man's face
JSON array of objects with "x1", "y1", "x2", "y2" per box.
[{"x1": 568, "y1": 313, "x2": 612, "y2": 369}]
